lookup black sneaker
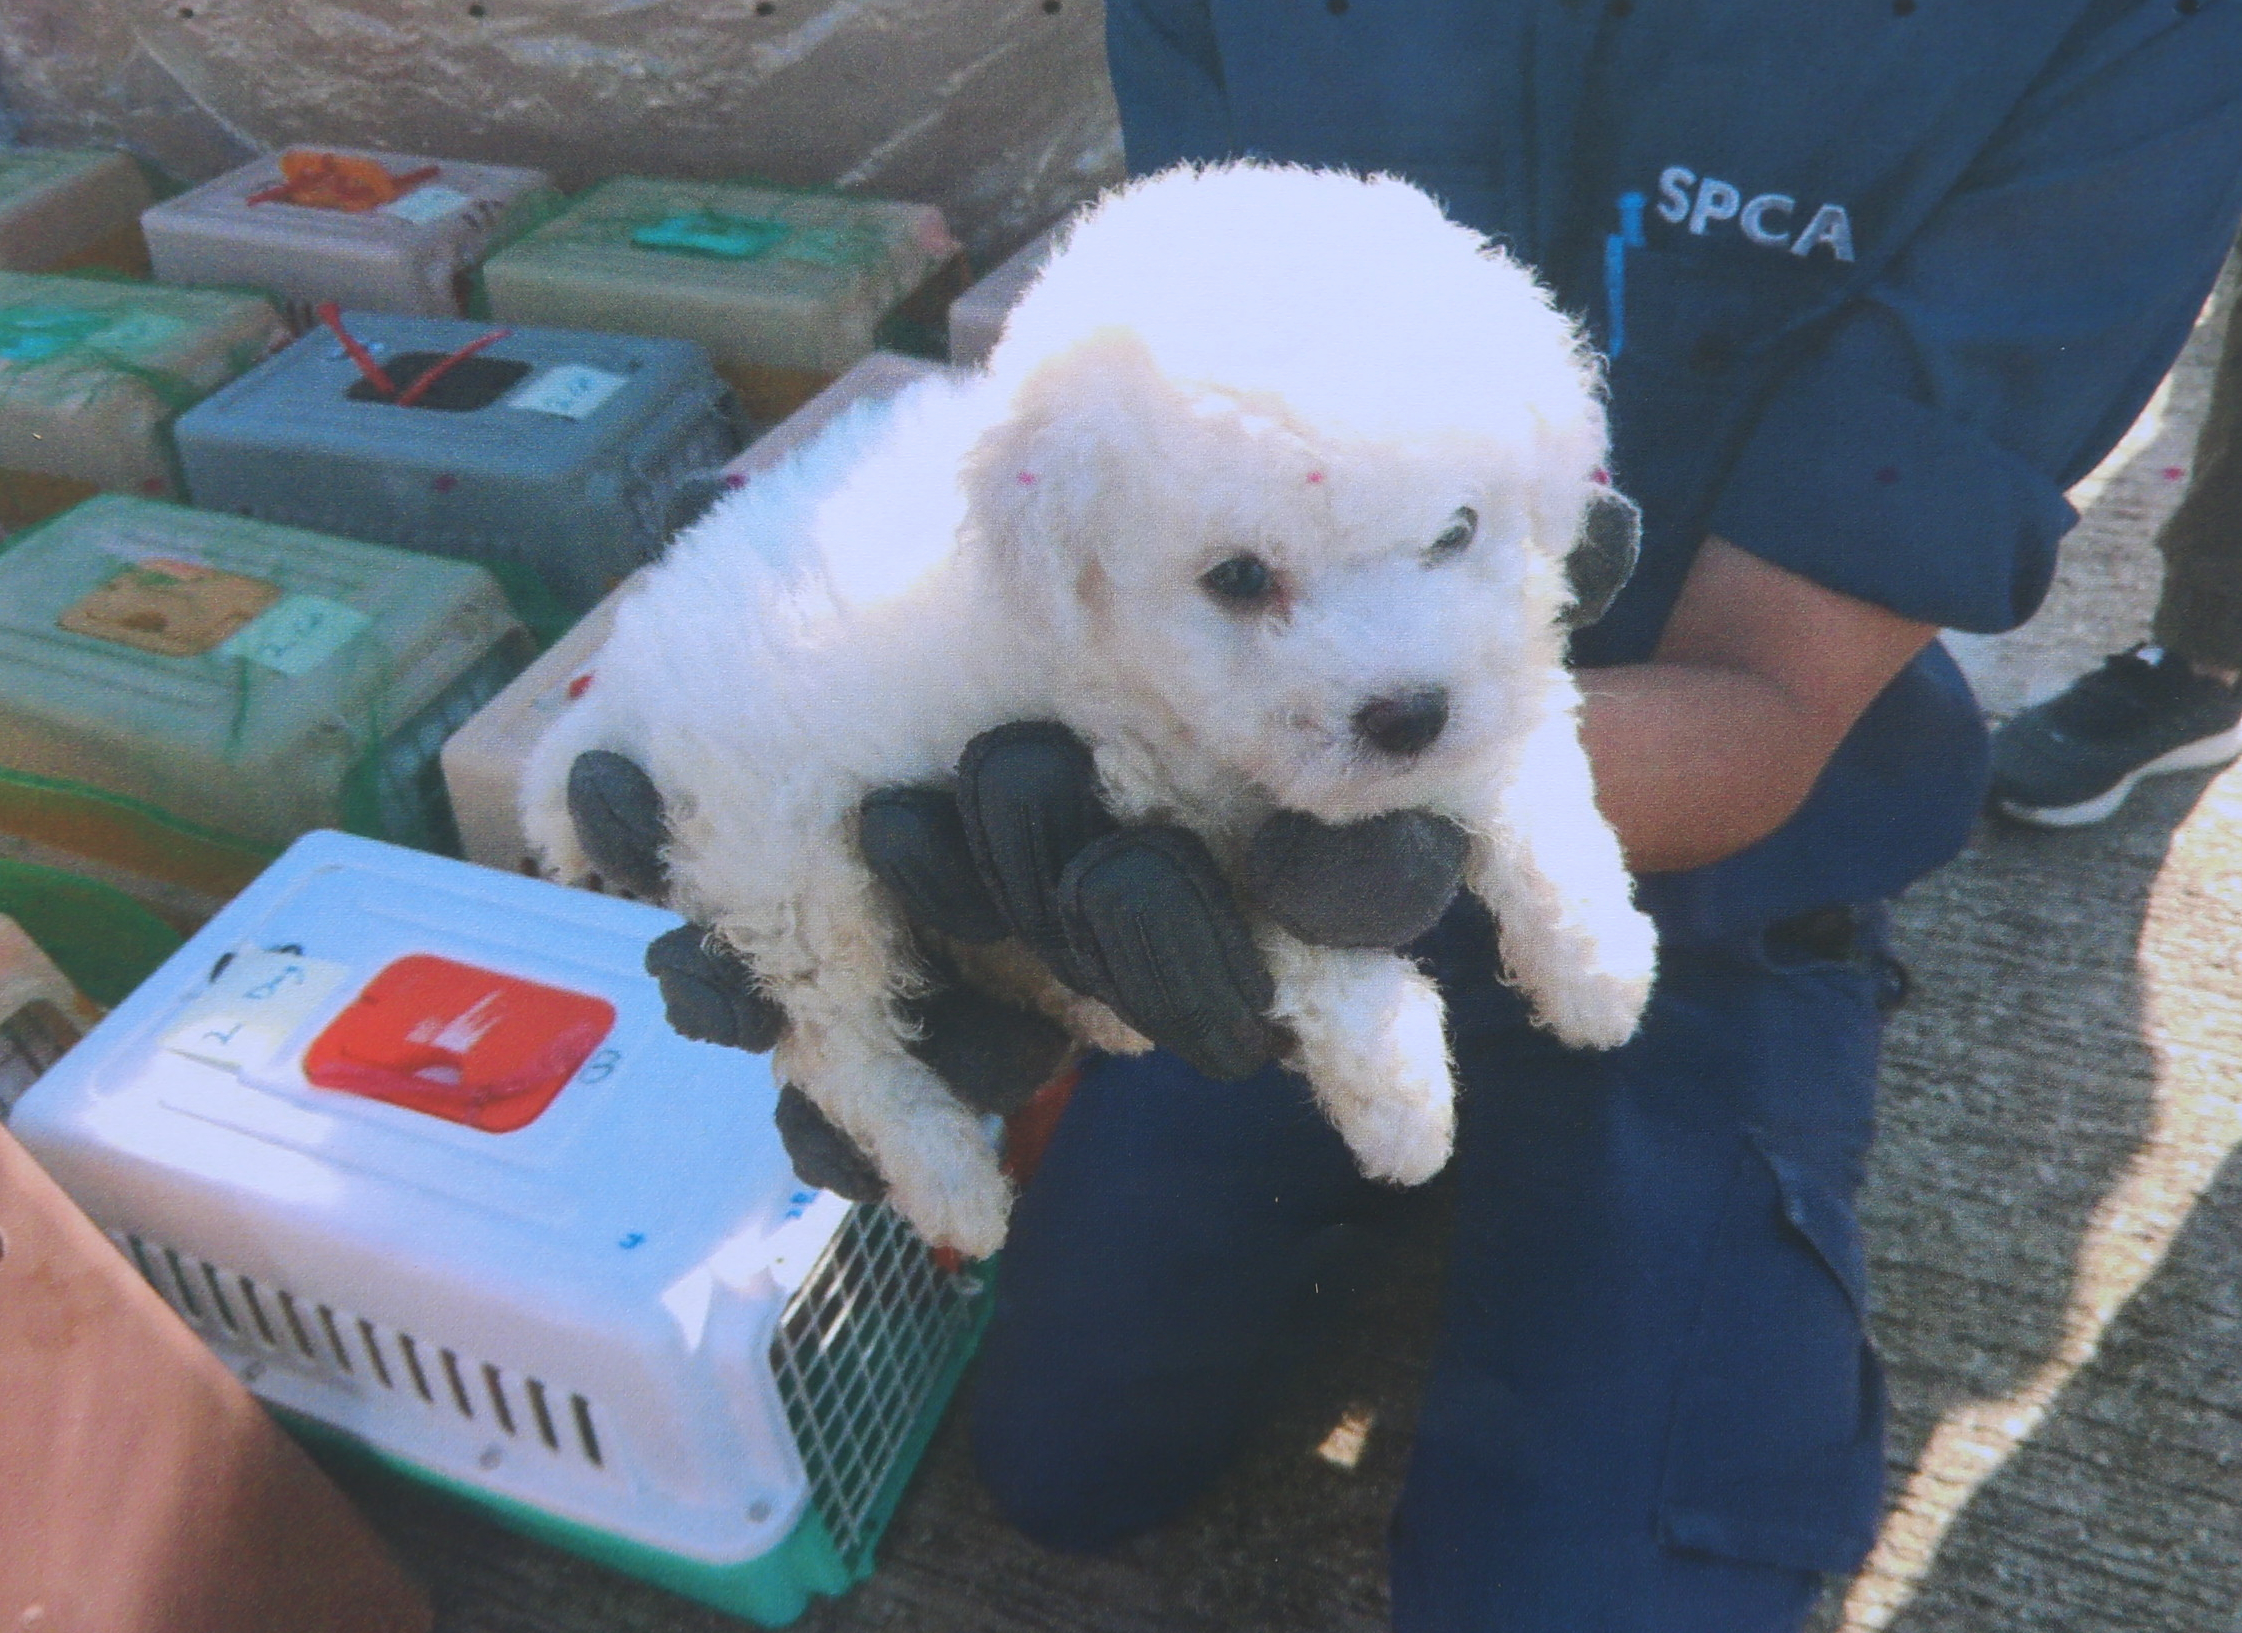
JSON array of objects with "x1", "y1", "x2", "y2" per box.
[{"x1": 1990, "y1": 645, "x2": 2242, "y2": 827}]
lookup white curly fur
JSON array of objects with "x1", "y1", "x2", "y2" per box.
[{"x1": 521, "y1": 162, "x2": 1657, "y2": 1256}]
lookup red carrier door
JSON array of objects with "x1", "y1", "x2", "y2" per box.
[{"x1": 303, "y1": 954, "x2": 613, "y2": 1133}]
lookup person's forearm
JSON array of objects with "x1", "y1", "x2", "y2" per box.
[
  {"x1": 1573, "y1": 537, "x2": 1940, "y2": 877},
  {"x1": 1577, "y1": 660, "x2": 1846, "y2": 875}
]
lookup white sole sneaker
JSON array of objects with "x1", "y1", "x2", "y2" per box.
[{"x1": 1996, "y1": 719, "x2": 2242, "y2": 828}]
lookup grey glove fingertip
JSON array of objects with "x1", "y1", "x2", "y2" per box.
[
  {"x1": 1245, "y1": 809, "x2": 1471, "y2": 949},
  {"x1": 903, "y1": 981, "x2": 1071, "y2": 1117},
  {"x1": 644, "y1": 924, "x2": 786, "y2": 1052},
  {"x1": 1561, "y1": 487, "x2": 1642, "y2": 629},
  {"x1": 1058, "y1": 826, "x2": 1279, "y2": 1082},
  {"x1": 774, "y1": 1084, "x2": 888, "y2": 1203},
  {"x1": 567, "y1": 750, "x2": 671, "y2": 899},
  {"x1": 858, "y1": 786, "x2": 1010, "y2": 942},
  {"x1": 955, "y1": 722, "x2": 1117, "y2": 994}
]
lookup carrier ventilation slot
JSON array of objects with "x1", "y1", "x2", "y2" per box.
[{"x1": 116, "y1": 1233, "x2": 608, "y2": 1471}]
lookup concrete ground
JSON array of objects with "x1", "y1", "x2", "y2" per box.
[{"x1": 331, "y1": 277, "x2": 2242, "y2": 1632}]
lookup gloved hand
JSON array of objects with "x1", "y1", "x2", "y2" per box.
[{"x1": 566, "y1": 727, "x2": 1470, "y2": 1201}]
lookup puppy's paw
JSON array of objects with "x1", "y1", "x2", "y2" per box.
[
  {"x1": 1532, "y1": 906, "x2": 1657, "y2": 1050},
  {"x1": 877, "y1": 1114, "x2": 1014, "y2": 1260},
  {"x1": 1312, "y1": 967, "x2": 1456, "y2": 1186},
  {"x1": 1339, "y1": 1087, "x2": 1455, "y2": 1188}
]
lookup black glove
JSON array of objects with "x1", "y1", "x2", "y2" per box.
[
  {"x1": 567, "y1": 732, "x2": 1471, "y2": 1198},
  {"x1": 568, "y1": 750, "x2": 1070, "y2": 1206},
  {"x1": 854, "y1": 722, "x2": 1470, "y2": 1082}
]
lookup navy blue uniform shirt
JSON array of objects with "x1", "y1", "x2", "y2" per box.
[{"x1": 1107, "y1": 0, "x2": 2242, "y2": 941}]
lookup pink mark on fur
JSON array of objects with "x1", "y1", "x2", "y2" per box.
[
  {"x1": 1017, "y1": 470, "x2": 1038, "y2": 486},
  {"x1": 567, "y1": 671, "x2": 595, "y2": 700},
  {"x1": 1590, "y1": 468, "x2": 1611, "y2": 485},
  {"x1": 2164, "y1": 465, "x2": 2189, "y2": 482},
  {"x1": 724, "y1": 471, "x2": 747, "y2": 490},
  {"x1": 1306, "y1": 470, "x2": 1325, "y2": 485},
  {"x1": 432, "y1": 472, "x2": 459, "y2": 493}
]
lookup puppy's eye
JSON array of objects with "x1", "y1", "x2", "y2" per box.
[
  {"x1": 1427, "y1": 506, "x2": 1477, "y2": 562},
  {"x1": 1201, "y1": 553, "x2": 1275, "y2": 607}
]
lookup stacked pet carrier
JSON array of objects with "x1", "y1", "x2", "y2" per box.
[
  {"x1": 173, "y1": 310, "x2": 742, "y2": 618},
  {"x1": 440, "y1": 349, "x2": 943, "y2": 877},
  {"x1": 0, "y1": 146, "x2": 155, "y2": 277},
  {"x1": 0, "y1": 270, "x2": 287, "y2": 528},
  {"x1": 480, "y1": 176, "x2": 964, "y2": 423},
  {"x1": 0, "y1": 496, "x2": 529, "y2": 865},
  {"x1": 143, "y1": 146, "x2": 562, "y2": 328}
]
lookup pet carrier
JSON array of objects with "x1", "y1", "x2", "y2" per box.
[
  {"x1": 947, "y1": 227, "x2": 1056, "y2": 368},
  {"x1": 0, "y1": 496, "x2": 528, "y2": 857},
  {"x1": 0, "y1": 271, "x2": 286, "y2": 528},
  {"x1": 142, "y1": 146, "x2": 560, "y2": 328},
  {"x1": 173, "y1": 310, "x2": 741, "y2": 617},
  {"x1": 0, "y1": 146, "x2": 154, "y2": 276},
  {"x1": 0, "y1": 913, "x2": 98, "y2": 1120},
  {"x1": 9, "y1": 831, "x2": 993, "y2": 1625},
  {"x1": 479, "y1": 176, "x2": 963, "y2": 423}
]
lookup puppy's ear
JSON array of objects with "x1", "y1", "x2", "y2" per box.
[
  {"x1": 1559, "y1": 487, "x2": 1641, "y2": 628},
  {"x1": 963, "y1": 327, "x2": 1176, "y2": 628}
]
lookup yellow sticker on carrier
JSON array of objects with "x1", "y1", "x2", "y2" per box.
[{"x1": 59, "y1": 559, "x2": 283, "y2": 656}]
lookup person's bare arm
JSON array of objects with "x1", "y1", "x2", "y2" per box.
[{"x1": 1578, "y1": 537, "x2": 1938, "y2": 876}]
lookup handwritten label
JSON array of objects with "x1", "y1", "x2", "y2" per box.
[
  {"x1": 164, "y1": 950, "x2": 352, "y2": 1072},
  {"x1": 218, "y1": 593, "x2": 371, "y2": 676},
  {"x1": 381, "y1": 183, "x2": 474, "y2": 226},
  {"x1": 503, "y1": 363, "x2": 627, "y2": 421}
]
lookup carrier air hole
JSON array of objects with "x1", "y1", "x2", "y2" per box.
[
  {"x1": 318, "y1": 1303, "x2": 354, "y2": 1371},
  {"x1": 399, "y1": 1333, "x2": 436, "y2": 1401},
  {"x1": 163, "y1": 1247, "x2": 202, "y2": 1317},
  {"x1": 526, "y1": 1377, "x2": 561, "y2": 1448},
  {"x1": 359, "y1": 1319, "x2": 396, "y2": 1387},
  {"x1": 572, "y1": 1394, "x2": 604, "y2": 1465},
  {"x1": 278, "y1": 1289, "x2": 318, "y2": 1358},
  {"x1": 239, "y1": 1277, "x2": 281, "y2": 1347},
  {"x1": 484, "y1": 1364, "x2": 518, "y2": 1434},
  {"x1": 442, "y1": 1347, "x2": 477, "y2": 1417}
]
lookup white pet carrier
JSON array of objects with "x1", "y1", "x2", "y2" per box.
[{"x1": 9, "y1": 831, "x2": 991, "y2": 1625}]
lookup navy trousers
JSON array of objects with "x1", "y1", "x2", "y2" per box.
[{"x1": 970, "y1": 902, "x2": 1890, "y2": 1632}]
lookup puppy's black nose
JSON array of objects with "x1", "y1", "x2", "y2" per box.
[{"x1": 1353, "y1": 688, "x2": 1449, "y2": 757}]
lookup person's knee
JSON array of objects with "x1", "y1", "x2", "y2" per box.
[{"x1": 968, "y1": 1369, "x2": 1227, "y2": 1551}]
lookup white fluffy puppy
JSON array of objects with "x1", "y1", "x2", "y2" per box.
[{"x1": 522, "y1": 162, "x2": 1656, "y2": 1257}]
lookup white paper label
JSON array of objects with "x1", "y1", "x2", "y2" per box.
[
  {"x1": 218, "y1": 593, "x2": 372, "y2": 676},
  {"x1": 163, "y1": 950, "x2": 352, "y2": 1072},
  {"x1": 503, "y1": 364, "x2": 627, "y2": 421},
  {"x1": 383, "y1": 183, "x2": 474, "y2": 226}
]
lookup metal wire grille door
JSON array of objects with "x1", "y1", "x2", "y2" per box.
[{"x1": 768, "y1": 1203, "x2": 988, "y2": 1570}]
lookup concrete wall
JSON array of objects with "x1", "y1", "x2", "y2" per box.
[{"x1": 0, "y1": 0, "x2": 1125, "y2": 266}]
